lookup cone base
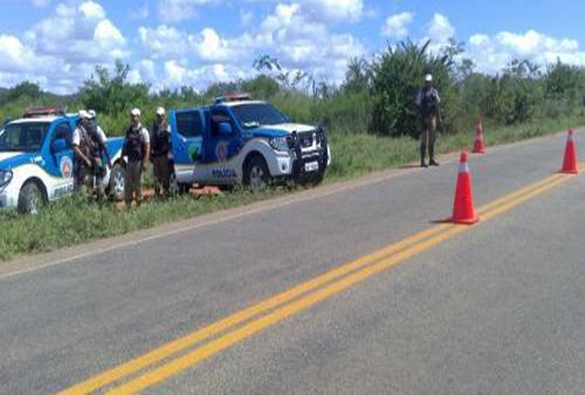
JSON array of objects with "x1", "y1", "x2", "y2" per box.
[
  {"x1": 561, "y1": 169, "x2": 578, "y2": 174},
  {"x1": 472, "y1": 148, "x2": 486, "y2": 154},
  {"x1": 450, "y1": 215, "x2": 479, "y2": 225}
]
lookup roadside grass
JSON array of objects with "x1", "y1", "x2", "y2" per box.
[{"x1": 0, "y1": 115, "x2": 583, "y2": 261}]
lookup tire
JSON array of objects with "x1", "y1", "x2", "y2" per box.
[
  {"x1": 108, "y1": 163, "x2": 126, "y2": 201},
  {"x1": 18, "y1": 181, "x2": 45, "y2": 215},
  {"x1": 305, "y1": 169, "x2": 325, "y2": 187},
  {"x1": 244, "y1": 155, "x2": 271, "y2": 191}
]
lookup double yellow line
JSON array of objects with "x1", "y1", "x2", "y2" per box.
[{"x1": 60, "y1": 170, "x2": 577, "y2": 394}]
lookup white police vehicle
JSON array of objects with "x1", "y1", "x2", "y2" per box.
[
  {"x1": 0, "y1": 107, "x2": 125, "y2": 214},
  {"x1": 169, "y1": 93, "x2": 331, "y2": 191}
]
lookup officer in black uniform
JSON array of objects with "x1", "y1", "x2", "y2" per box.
[
  {"x1": 150, "y1": 107, "x2": 171, "y2": 199},
  {"x1": 414, "y1": 74, "x2": 441, "y2": 167}
]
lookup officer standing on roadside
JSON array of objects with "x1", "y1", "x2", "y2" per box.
[
  {"x1": 72, "y1": 110, "x2": 111, "y2": 201},
  {"x1": 122, "y1": 108, "x2": 150, "y2": 209},
  {"x1": 150, "y1": 107, "x2": 171, "y2": 199},
  {"x1": 414, "y1": 74, "x2": 441, "y2": 167}
]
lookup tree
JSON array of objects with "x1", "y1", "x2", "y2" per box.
[
  {"x1": 341, "y1": 57, "x2": 372, "y2": 94},
  {"x1": 79, "y1": 60, "x2": 150, "y2": 115},
  {"x1": 369, "y1": 39, "x2": 458, "y2": 138}
]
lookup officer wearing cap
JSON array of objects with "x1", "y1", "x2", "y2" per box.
[
  {"x1": 150, "y1": 107, "x2": 172, "y2": 199},
  {"x1": 122, "y1": 108, "x2": 150, "y2": 209},
  {"x1": 72, "y1": 109, "x2": 111, "y2": 201},
  {"x1": 414, "y1": 74, "x2": 441, "y2": 167}
]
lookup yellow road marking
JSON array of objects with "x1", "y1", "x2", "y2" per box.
[
  {"x1": 106, "y1": 173, "x2": 575, "y2": 394},
  {"x1": 60, "y1": 224, "x2": 450, "y2": 394},
  {"x1": 60, "y1": 169, "x2": 577, "y2": 394}
]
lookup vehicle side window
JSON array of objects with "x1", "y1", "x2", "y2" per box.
[
  {"x1": 176, "y1": 111, "x2": 203, "y2": 137},
  {"x1": 210, "y1": 109, "x2": 232, "y2": 136},
  {"x1": 53, "y1": 122, "x2": 72, "y2": 144}
]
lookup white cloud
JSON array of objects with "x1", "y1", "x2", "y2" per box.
[
  {"x1": 299, "y1": 0, "x2": 363, "y2": 23},
  {"x1": 157, "y1": 0, "x2": 220, "y2": 24},
  {"x1": 25, "y1": 1, "x2": 127, "y2": 63},
  {"x1": 427, "y1": 13, "x2": 455, "y2": 45},
  {"x1": 79, "y1": 1, "x2": 106, "y2": 20},
  {"x1": 467, "y1": 29, "x2": 585, "y2": 74},
  {"x1": 0, "y1": 35, "x2": 36, "y2": 72},
  {"x1": 382, "y1": 12, "x2": 414, "y2": 39}
]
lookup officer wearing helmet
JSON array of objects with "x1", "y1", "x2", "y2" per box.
[
  {"x1": 122, "y1": 108, "x2": 150, "y2": 209},
  {"x1": 72, "y1": 109, "x2": 112, "y2": 201},
  {"x1": 414, "y1": 74, "x2": 441, "y2": 167},
  {"x1": 150, "y1": 106, "x2": 172, "y2": 199}
]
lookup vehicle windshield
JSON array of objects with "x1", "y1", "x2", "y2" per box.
[
  {"x1": 231, "y1": 103, "x2": 290, "y2": 129},
  {"x1": 0, "y1": 122, "x2": 49, "y2": 152}
]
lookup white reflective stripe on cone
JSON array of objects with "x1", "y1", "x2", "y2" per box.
[
  {"x1": 459, "y1": 162, "x2": 469, "y2": 173},
  {"x1": 567, "y1": 132, "x2": 575, "y2": 141}
]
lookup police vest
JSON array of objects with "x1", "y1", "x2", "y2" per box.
[
  {"x1": 124, "y1": 126, "x2": 144, "y2": 162},
  {"x1": 421, "y1": 87, "x2": 439, "y2": 117},
  {"x1": 151, "y1": 121, "x2": 170, "y2": 157},
  {"x1": 77, "y1": 123, "x2": 103, "y2": 164}
]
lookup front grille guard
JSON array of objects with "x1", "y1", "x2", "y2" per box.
[{"x1": 289, "y1": 125, "x2": 329, "y2": 179}]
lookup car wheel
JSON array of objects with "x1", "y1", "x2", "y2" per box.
[
  {"x1": 244, "y1": 156, "x2": 271, "y2": 191},
  {"x1": 18, "y1": 181, "x2": 45, "y2": 215},
  {"x1": 108, "y1": 163, "x2": 126, "y2": 201}
]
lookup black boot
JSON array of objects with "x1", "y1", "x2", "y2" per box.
[
  {"x1": 429, "y1": 146, "x2": 439, "y2": 166},
  {"x1": 420, "y1": 147, "x2": 428, "y2": 168}
]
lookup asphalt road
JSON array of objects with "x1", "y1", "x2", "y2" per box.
[{"x1": 1, "y1": 130, "x2": 584, "y2": 394}]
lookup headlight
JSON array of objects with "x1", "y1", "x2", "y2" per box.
[
  {"x1": 269, "y1": 137, "x2": 289, "y2": 151},
  {"x1": 0, "y1": 169, "x2": 13, "y2": 188}
]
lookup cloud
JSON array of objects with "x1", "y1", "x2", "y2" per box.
[
  {"x1": 0, "y1": 1, "x2": 128, "y2": 93},
  {"x1": 134, "y1": 1, "x2": 365, "y2": 91},
  {"x1": 157, "y1": 0, "x2": 220, "y2": 24},
  {"x1": 25, "y1": 1, "x2": 127, "y2": 63},
  {"x1": 382, "y1": 12, "x2": 414, "y2": 39},
  {"x1": 427, "y1": 13, "x2": 455, "y2": 45},
  {"x1": 467, "y1": 29, "x2": 585, "y2": 73},
  {"x1": 299, "y1": 0, "x2": 364, "y2": 23},
  {"x1": 0, "y1": 35, "x2": 36, "y2": 73}
]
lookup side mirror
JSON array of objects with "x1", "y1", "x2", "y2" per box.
[
  {"x1": 51, "y1": 138, "x2": 68, "y2": 153},
  {"x1": 219, "y1": 122, "x2": 233, "y2": 135}
]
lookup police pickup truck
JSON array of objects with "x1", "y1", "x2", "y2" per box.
[
  {"x1": 170, "y1": 93, "x2": 331, "y2": 191},
  {"x1": 0, "y1": 107, "x2": 125, "y2": 214}
]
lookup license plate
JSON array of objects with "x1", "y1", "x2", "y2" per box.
[{"x1": 304, "y1": 161, "x2": 319, "y2": 172}]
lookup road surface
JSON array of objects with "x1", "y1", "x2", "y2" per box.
[{"x1": 1, "y1": 130, "x2": 584, "y2": 394}]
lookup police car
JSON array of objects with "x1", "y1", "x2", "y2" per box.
[
  {"x1": 169, "y1": 93, "x2": 331, "y2": 191},
  {"x1": 0, "y1": 107, "x2": 125, "y2": 214}
]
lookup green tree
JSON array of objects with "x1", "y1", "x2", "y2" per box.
[
  {"x1": 369, "y1": 39, "x2": 458, "y2": 138},
  {"x1": 79, "y1": 60, "x2": 150, "y2": 116}
]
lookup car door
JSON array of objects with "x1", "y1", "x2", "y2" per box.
[
  {"x1": 45, "y1": 120, "x2": 75, "y2": 199},
  {"x1": 170, "y1": 108, "x2": 205, "y2": 183}
]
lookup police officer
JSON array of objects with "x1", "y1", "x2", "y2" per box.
[
  {"x1": 72, "y1": 110, "x2": 112, "y2": 201},
  {"x1": 414, "y1": 74, "x2": 441, "y2": 167},
  {"x1": 122, "y1": 108, "x2": 150, "y2": 209},
  {"x1": 150, "y1": 107, "x2": 171, "y2": 199}
]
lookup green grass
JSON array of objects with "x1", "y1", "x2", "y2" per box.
[{"x1": 0, "y1": 115, "x2": 583, "y2": 261}]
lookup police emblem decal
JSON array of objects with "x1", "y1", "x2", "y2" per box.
[{"x1": 60, "y1": 156, "x2": 73, "y2": 178}]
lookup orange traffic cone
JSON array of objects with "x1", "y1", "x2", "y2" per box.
[
  {"x1": 561, "y1": 129, "x2": 578, "y2": 174},
  {"x1": 450, "y1": 152, "x2": 479, "y2": 225},
  {"x1": 472, "y1": 117, "x2": 486, "y2": 153}
]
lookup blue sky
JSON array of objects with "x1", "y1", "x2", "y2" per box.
[{"x1": 1, "y1": 0, "x2": 584, "y2": 94}]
